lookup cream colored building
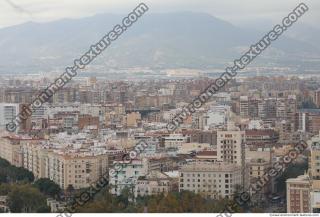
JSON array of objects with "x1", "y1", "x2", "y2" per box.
[
  {"x1": 217, "y1": 128, "x2": 245, "y2": 166},
  {"x1": 21, "y1": 141, "x2": 48, "y2": 179},
  {"x1": 177, "y1": 142, "x2": 211, "y2": 154},
  {"x1": 245, "y1": 147, "x2": 272, "y2": 164},
  {"x1": 179, "y1": 162, "x2": 242, "y2": 199},
  {"x1": 46, "y1": 151, "x2": 109, "y2": 189},
  {"x1": 0, "y1": 136, "x2": 24, "y2": 167},
  {"x1": 125, "y1": 112, "x2": 141, "y2": 128}
]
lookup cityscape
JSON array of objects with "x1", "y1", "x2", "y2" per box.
[{"x1": 0, "y1": 0, "x2": 320, "y2": 216}]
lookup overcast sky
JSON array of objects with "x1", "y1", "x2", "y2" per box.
[{"x1": 0, "y1": 0, "x2": 319, "y2": 29}]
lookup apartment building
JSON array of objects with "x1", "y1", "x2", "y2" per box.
[
  {"x1": 248, "y1": 158, "x2": 272, "y2": 197},
  {"x1": 299, "y1": 109, "x2": 320, "y2": 135},
  {"x1": 0, "y1": 136, "x2": 24, "y2": 167},
  {"x1": 0, "y1": 103, "x2": 19, "y2": 132},
  {"x1": 21, "y1": 141, "x2": 48, "y2": 179},
  {"x1": 216, "y1": 126, "x2": 245, "y2": 166},
  {"x1": 46, "y1": 151, "x2": 109, "y2": 189},
  {"x1": 110, "y1": 159, "x2": 148, "y2": 196},
  {"x1": 179, "y1": 162, "x2": 242, "y2": 199},
  {"x1": 309, "y1": 133, "x2": 320, "y2": 212},
  {"x1": 286, "y1": 174, "x2": 311, "y2": 213}
]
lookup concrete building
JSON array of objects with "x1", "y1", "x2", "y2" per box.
[
  {"x1": 0, "y1": 103, "x2": 19, "y2": 132},
  {"x1": 110, "y1": 159, "x2": 148, "y2": 196},
  {"x1": 216, "y1": 127, "x2": 245, "y2": 166},
  {"x1": 179, "y1": 162, "x2": 242, "y2": 199},
  {"x1": 46, "y1": 151, "x2": 109, "y2": 189},
  {"x1": 125, "y1": 112, "x2": 141, "y2": 128},
  {"x1": 134, "y1": 170, "x2": 174, "y2": 198},
  {"x1": 0, "y1": 136, "x2": 24, "y2": 167}
]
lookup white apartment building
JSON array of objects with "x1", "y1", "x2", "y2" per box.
[
  {"x1": 110, "y1": 159, "x2": 148, "y2": 196},
  {"x1": 206, "y1": 105, "x2": 229, "y2": 129},
  {"x1": 179, "y1": 162, "x2": 242, "y2": 199}
]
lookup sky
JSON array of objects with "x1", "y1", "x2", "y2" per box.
[{"x1": 0, "y1": 0, "x2": 319, "y2": 29}]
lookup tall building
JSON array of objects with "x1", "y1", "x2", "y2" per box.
[
  {"x1": 0, "y1": 136, "x2": 23, "y2": 167},
  {"x1": 216, "y1": 125, "x2": 245, "y2": 166},
  {"x1": 299, "y1": 109, "x2": 320, "y2": 135},
  {"x1": 239, "y1": 96, "x2": 249, "y2": 118},
  {"x1": 286, "y1": 174, "x2": 311, "y2": 213},
  {"x1": 0, "y1": 103, "x2": 19, "y2": 132}
]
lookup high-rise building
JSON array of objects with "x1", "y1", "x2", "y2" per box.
[{"x1": 0, "y1": 103, "x2": 19, "y2": 132}]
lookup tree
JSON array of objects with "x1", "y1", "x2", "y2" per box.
[
  {"x1": 34, "y1": 178, "x2": 61, "y2": 198},
  {"x1": 276, "y1": 160, "x2": 308, "y2": 194},
  {"x1": 0, "y1": 157, "x2": 34, "y2": 184},
  {"x1": 7, "y1": 184, "x2": 49, "y2": 213}
]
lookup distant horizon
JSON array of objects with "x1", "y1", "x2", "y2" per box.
[{"x1": 0, "y1": 0, "x2": 319, "y2": 29}]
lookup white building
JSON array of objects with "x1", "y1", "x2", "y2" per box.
[
  {"x1": 164, "y1": 134, "x2": 189, "y2": 150},
  {"x1": 0, "y1": 103, "x2": 19, "y2": 131},
  {"x1": 110, "y1": 159, "x2": 148, "y2": 196}
]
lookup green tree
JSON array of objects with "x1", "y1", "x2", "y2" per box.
[
  {"x1": 0, "y1": 157, "x2": 34, "y2": 183},
  {"x1": 7, "y1": 184, "x2": 49, "y2": 213},
  {"x1": 34, "y1": 178, "x2": 61, "y2": 198},
  {"x1": 276, "y1": 160, "x2": 308, "y2": 194}
]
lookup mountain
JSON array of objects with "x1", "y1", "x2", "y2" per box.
[{"x1": 0, "y1": 12, "x2": 319, "y2": 73}]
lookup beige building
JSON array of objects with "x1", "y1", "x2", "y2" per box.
[
  {"x1": 0, "y1": 136, "x2": 25, "y2": 167},
  {"x1": 286, "y1": 174, "x2": 311, "y2": 213},
  {"x1": 245, "y1": 147, "x2": 272, "y2": 164},
  {"x1": 125, "y1": 112, "x2": 141, "y2": 128},
  {"x1": 21, "y1": 141, "x2": 48, "y2": 179},
  {"x1": 248, "y1": 158, "x2": 272, "y2": 197},
  {"x1": 179, "y1": 162, "x2": 242, "y2": 199},
  {"x1": 46, "y1": 151, "x2": 109, "y2": 189},
  {"x1": 216, "y1": 127, "x2": 245, "y2": 166},
  {"x1": 177, "y1": 142, "x2": 211, "y2": 154}
]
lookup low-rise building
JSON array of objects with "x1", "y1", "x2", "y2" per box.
[
  {"x1": 134, "y1": 171, "x2": 174, "y2": 198},
  {"x1": 179, "y1": 162, "x2": 242, "y2": 199}
]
